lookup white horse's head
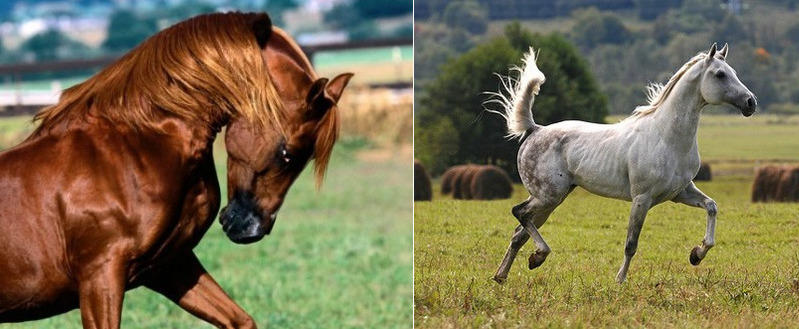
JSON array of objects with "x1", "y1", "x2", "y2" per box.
[{"x1": 699, "y1": 43, "x2": 757, "y2": 116}]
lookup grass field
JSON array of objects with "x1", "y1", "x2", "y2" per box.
[
  {"x1": 415, "y1": 114, "x2": 799, "y2": 328},
  {"x1": 0, "y1": 117, "x2": 413, "y2": 328}
]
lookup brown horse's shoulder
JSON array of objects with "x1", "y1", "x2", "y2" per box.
[{"x1": 2, "y1": 123, "x2": 219, "y2": 260}]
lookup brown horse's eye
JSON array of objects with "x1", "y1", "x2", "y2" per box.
[{"x1": 280, "y1": 146, "x2": 293, "y2": 165}]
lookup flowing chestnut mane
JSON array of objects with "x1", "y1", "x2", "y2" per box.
[
  {"x1": 30, "y1": 12, "x2": 339, "y2": 184},
  {"x1": 33, "y1": 12, "x2": 284, "y2": 134}
]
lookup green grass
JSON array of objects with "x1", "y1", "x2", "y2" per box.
[
  {"x1": 415, "y1": 114, "x2": 799, "y2": 328},
  {"x1": 0, "y1": 118, "x2": 412, "y2": 328},
  {"x1": 416, "y1": 180, "x2": 799, "y2": 328}
]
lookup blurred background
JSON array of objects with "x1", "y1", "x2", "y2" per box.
[{"x1": 0, "y1": 1, "x2": 412, "y2": 328}]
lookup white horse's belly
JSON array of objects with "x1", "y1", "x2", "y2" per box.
[
  {"x1": 556, "y1": 123, "x2": 633, "y2": 200},
  {"x1": 568, "y1": 149, "x2": 632, "y2": 201}
]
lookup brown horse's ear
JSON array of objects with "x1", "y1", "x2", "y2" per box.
[
  {"x1": 306, "y1": 78, "x2": 333, "y2": 120},
  {"x1": 325, "y1": 73, "x2": 354, "y2": 103},
  {"x1": 250, "y1": 13, "x2": 272, "y2": 49}
]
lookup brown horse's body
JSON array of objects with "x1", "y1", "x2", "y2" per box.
[
  {"x1": 0, "y1": 12, "x2": 352, "y2": 329},
  {"x1": 0, "y1": 117, "x2": 220, "y2": 322}
]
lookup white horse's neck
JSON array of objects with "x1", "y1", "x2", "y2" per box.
[{"x1": 635, "y1": 66, "x2": 706, "y2": 152}]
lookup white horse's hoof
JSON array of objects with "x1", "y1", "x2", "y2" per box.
[
  {"x1": 528, "y1": 251, "x2": 548, "y2": 269},
  {"x1": 689, "y1": 246, "x2": 704, "y2": 266},
  {"x1": 615, "y1": 275, "x2": 626, "y2": 284},
  {"x1": 492, "y1": 275, "x2": 506, "y2": 284}
]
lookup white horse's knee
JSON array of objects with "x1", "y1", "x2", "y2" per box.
[{"x1": 705, "y1": 200, "x2": 718, "y2": 217}]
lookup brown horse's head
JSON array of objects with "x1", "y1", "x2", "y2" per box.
[{"x1": 220, "y1": 21, "x2": 353, "y2": 244}]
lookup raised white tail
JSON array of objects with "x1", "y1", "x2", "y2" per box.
[{"x1": 484, "y1": 47, "x2": 546, "y2": 140}]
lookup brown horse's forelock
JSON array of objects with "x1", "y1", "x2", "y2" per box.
[{"x1": 34, "y1": 12, "x2": 284, "y2": 135}]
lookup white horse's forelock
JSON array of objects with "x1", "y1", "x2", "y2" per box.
[{"x1": 631, "y1": 52, "x2": 708, "y2": 118}]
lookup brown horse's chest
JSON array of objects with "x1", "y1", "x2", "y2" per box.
[{"x1": 128, "y1": 158, "x2": 221, "y2": 278}]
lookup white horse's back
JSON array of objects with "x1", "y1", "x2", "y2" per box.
[{"x1": 522, "y1": 120, "x2": 634, "y2": 200}]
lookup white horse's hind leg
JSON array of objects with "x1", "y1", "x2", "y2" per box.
[
  {"x1": 493, "y1": 190, "x2": 567, "y2": 283},
  {"x1": 521, "y1": 212, "x2": 553, "y2": 270},
  {"x1": 493, "y1": 224, "x2": 529, "y2": 283},
  {"x1": 616, "y1": 194, "x2": 653, "y2": 284},
  {"x1": 671, "y1": 182, "x2": 717, "y2": 265}
]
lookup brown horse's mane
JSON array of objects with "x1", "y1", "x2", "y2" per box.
[{"x1": 33, "y1": 12, "x2": 284, "y2": 134}]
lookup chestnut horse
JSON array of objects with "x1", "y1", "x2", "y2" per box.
[{"x1": 0, "y1": 12, "x2": 352, "y2": 328}]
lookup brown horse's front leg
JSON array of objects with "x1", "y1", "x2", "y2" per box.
[
  {"x1": 77, "y1": 261, "x2": 126, "y2": 329},
  {"x1": 144, "y1": 253, "x2": 255, "y2": 329}
]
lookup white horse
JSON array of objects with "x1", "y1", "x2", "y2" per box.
[{"x1": 487, "y1": 43, "x2": 756, "y2": 283}]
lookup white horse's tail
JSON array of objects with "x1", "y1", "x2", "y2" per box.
[{"x1": 484, "y1": 47, "x2": 546, "y2": 140}]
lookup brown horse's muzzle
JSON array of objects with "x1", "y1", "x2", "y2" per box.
[{"x1": 219, "y1": 194, "x2": 276, "y2": 244}]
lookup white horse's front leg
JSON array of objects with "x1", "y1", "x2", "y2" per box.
[
  {"x1": 672, "y1": 182, "x2": 717, "y2": 265},
  {"x1": 616, "y1": 194, "x2": 652, "y2": 284}
]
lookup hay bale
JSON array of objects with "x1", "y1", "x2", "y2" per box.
[
  {"x1": 777, "y1": 167, "x2": 799, "y2": 202},
  {"x1": 440, "y1": 165, "x2": 464, "y2": 194},
  {"x1": 752, "y1": 166, "x2": 784, "y2": 202},
  {"x1": 694, "y1": 162, "x2": 712, "y2": 181},
  {"x1": 414, "y1": 160, "x2": 432, "y2": 201},
  {"x1": 458, "y1": 166, "x2": 482, "y2": 200},
  {"x1": 451, "y1": 165, "x2": 473, "y2": 199},
  {"x1": 470, "y1": 165, "x2": 513, "y2": 200}
]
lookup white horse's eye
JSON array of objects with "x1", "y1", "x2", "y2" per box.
[{"x1": 715, "y1": 71, "x2": 726, "y2": 79}]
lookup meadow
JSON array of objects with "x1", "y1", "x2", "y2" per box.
[
  {"x1": 415, "y1": 114, "x2": 799, "y2": 328},
  {"x1": 0, "y1": 112, "x2": 413, "y2": 328}
]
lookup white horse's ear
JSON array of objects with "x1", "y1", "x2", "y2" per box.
[
  {"x1": 719, "y1": 43, "x2": 728, "y2": 60},
  {"x1": 706, "y1": 43, "x2": 717, "y2": 64}
]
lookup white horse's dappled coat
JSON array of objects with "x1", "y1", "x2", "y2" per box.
[{"x1": 487, "y1": 44, "x2": 756, "y2": 283}]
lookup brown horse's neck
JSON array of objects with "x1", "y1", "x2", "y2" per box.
[{"x1": 28, "y1": 108, "x2": 231, "y2": 166}]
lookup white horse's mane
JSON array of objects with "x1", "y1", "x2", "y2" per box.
[{"x1": 631, "y1": 52, "x2": 708, "y2": 118}]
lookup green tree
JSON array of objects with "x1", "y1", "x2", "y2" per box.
[
  {"x1": 783, "y1": 22, "x2": 799, "y2": 46},
  {"x1": 635, "y1": 0, "x2": 682, "y2": 20},
  {"x1": 442, "y1": 0, "x2": 488, "y2": 35},
  {"x1": 353, "y1": 0, "x2": 412, "y2": 18},
  {"x1": 21, "y1": 29, "x2": 89, "y2": 61},
  {"x1": 265, "y1": 0, "x2": 298, "y2": 26},
  {"x1": 414, "y1": 24, "x2": 474, "y2": 91},
  {"x1": 711, "y1": 14, "x2": 749, "y2": 45},
  {"x1": 414, "y1": 117, "x2": 459, "y2": 175},
  {"x1": 324, "y1": 2, "x2": 362, "y2": 30},
  {"x1": 416, "y1": 23, "x2": 608, "y2": 177},
  {"x1": 102, "y1": 10, "x2": 158, "y2": 53},
  {"x1": 570, "y1": 8, "x2": 633, "y2": 50}
]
